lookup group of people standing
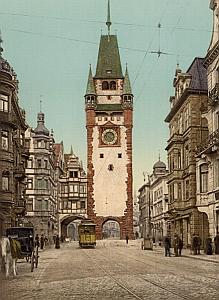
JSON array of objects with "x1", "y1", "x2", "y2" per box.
[
  {"x1": 34, "y1": 233, "x2": 61, "y2": 250},
  {"x1": 163, "y1": 234, "x2": 183, "y2": 257},
  {"x1": 163, "y1": 232, "x2": 219, "y2": 257}
]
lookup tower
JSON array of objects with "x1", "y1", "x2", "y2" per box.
[{"x1": 85, "y1": 1, "x2": 134, "y2": 239}]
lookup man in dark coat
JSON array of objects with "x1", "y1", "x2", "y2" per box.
[
  {"x1": 197, "y1": 234, "x2": 201, "y2": 255},
  {"x1": 173, "y1": 234, "x2": 179, "y2": 257},
  {"x1": 164, "y1": 236, "x2": 171, "y2": 257},
  {"x1": 192, "y1": 234, "x2": 198, "y2": 255},
  {"x1": 178, "y1": 238, "x2": 183, "y2": 256},
  {"x1": 214, "y1": 233, "x2": 219, "y2": 254},
  {"x1": 205, "y1": 237, "x2": 213, "y2": 255},
  {"x1": 40, "y1": 234, "x2": 45, "y2": 250}
]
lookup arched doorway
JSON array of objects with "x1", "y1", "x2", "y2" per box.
[
  {"x1": 102, "y1": 220, "x2": 120, "y2": 239},
  {"x1": 60, "y1": 215, "x2": 84, "y2": 240}
]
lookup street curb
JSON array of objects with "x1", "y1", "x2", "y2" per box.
[
  {"x1": 152, "y1": 248, "x2": 219, "y2": 264},
  {"x1": 182, "y1": 254, "x2": 219, "y2": 264}
]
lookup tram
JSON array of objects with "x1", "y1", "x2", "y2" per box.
[{"x1": 78, "y1": 219, "x2": 96, "y2": 248}]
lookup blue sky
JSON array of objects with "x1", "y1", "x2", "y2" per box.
[{"x1": 0, "y1": 0, "x2": 212, "y2": 190}]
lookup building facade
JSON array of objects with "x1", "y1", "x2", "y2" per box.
[
  {"x1": 25, "y1": 111, "x2": 57, "y2": 242},
  {"x1": 58, "y1": 149, "x2": 87, "y2": 238},
  {"x1": 85, "y1": 3, "x2": 134, "y2": 239},
  {"x1": 196, "y1": 0, "x2": 219, "y2": 238},
  {"x1": 0, "y1": 36, "x2": 28, "y2": 236},
  {"x1": 165, "y1": 58, "x2": 209, "y2": 247},
  {"x1": 150, "y1": 160, "x2": 169, "y2": 244}
]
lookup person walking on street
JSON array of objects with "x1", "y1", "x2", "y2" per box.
[
  {"x1": 164, "y1": 236, "x2": 171, "y2": 257},
  {"x1": 192, "y1": 234, "x2": 198, "y2": 255},
  {"x1": 178, "y1": 237, "x2": 183, "y2": 256},
  {"x1": 35, "y1": 234, "x2": 40, "y2": 247},
  {"x1": 40, "y1": 234, "x2": 45, "y2": 250},
  {"x1": 55, "y1": 235, "x2": 60, "y2": 249},
  {"x1": 205, "y1": 237, "x2": 213, "y2": 255},
  {"x1": 197, "y1": 234, "x2": 201, "y2": 255},
  {"x1": 126, "y1": 235, "x2": 129, "y2": 244},
  {"x1": 173, "y1": 234, "x2": 179, "y2": 257},
  {"x1": 214, "y1": 232, "x2": 219, "y2": 254}
]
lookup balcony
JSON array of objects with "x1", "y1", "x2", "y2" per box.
[
  {"x1": 196, "y1": 129, "x2": 219, "y2": 155},
  {"x1": 166, "y1": 133, "x2": 183, "y2": 150},
  {"x1": 208, "y1": 83, "x2": 219, "y2": 107},
  {"x1": 13, "y1": 199, "x2": 26, "y2": 215}
]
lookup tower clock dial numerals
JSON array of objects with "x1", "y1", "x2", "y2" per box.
[{"x1": 102, "y1": 129, "x2": 117, "y2": 145}]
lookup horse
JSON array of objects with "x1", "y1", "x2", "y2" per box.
[{"x1": 0, "y1": 237, "x2": 19, "y2": 278}]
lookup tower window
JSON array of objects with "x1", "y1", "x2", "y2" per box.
[
  {"x1": 108, "y1": 96, "x2": 111, "y2": 100},
  {"x1": 102, "y1": 81, "x2": 109, "y2": 90},
  {"x1": 110, "y1": 81, "x2": 116, "y2": 90},
  {"x1": 104, "y1": 117, "x2": 108, "y2": 121},
  {"x1": 69, "y1": 171, "x2": 73, "y2": 178},
  {"x1": 118, "y1": 153, "x2": 122, "y2": 158},
  {"x1": 108, "y1": 164, "x2": 114, "y2": 171},
  {"x1": 100, "y1": 154, "x2": 104, "y2": 158},
  {"x1": 98, "y1": 116, "x2": 102, "y2": 121}
]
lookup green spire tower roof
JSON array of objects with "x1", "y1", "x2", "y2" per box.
[
  {"x1": 86, "y1": 65, "x2": 96, "y2": 95},
  {"x1": 95, "y1": 35, "x2": 123, "y2": 79},
  {"x1": 123, "y1": 65, "x2": 132, "y2": 94},
  {"x1": 95, "y1": 0, "x2": 123, "y2": 79}
]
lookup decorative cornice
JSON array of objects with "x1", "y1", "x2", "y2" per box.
[{"x1": 203, "y1": 41, "x2": 219, "y2": 68}]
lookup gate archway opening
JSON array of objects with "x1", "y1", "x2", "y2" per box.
[
  {"x1": 60, "y1": 215, "x2": 84, "y2": 240},
  {"x1": 102, "y1": 219, "x2": 120, "y2": 239}
]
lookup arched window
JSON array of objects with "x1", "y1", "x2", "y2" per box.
[
  {"x1": 102, "y1": 81, "x2": 109, "y2": 90},
  {"x1": 200, "y1": 164, "x2": 208, "y2": 193},
  {"x1": 2, "y1": 171, "x2": 10, "y2": 191},
  {"x1": 110, "y1": 81, "x2": 116, "y2": 90}
]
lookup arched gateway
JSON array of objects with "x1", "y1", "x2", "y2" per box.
[{"x1": 60, "y1": 215, "x2": 85, "y2": 240}]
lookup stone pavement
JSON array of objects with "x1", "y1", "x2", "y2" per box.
[{"x1": 0, "y1": 239, "x2": 218, "y2": 300}]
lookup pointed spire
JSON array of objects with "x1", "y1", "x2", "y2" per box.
[
  {"x1": 106, "y1": 0, "x2": 112, "y2": 36},
  {"x1": 123, "y1": 64, "x2": 132, "y2": 94},
  {"x1": 0, "y1": 29, "x2": 3, "y2": 57},
  {"x1": 70, "y1": 145, "x2": 73, "y2": 155},
  {"x1": 86, "y1": 64, "x2": 96, "y2": 95}
]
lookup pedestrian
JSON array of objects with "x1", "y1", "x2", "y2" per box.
[
  {"x1": 35, "y1": 234, "x2": 40, "y2": 247},
  {"x1": 53, "y1": 234, "x2": 56, "y2": 244},
  {"x1": 126, "y1": 235, "x2": 129, "y2": 244},
  {"x1": 205, "y1": 237, "x2": 213, "y2": 255},
  {"x1": 55, "y1": 235, "x2": 60, "y2": 249},
  {"x1": 40, "y1": 234, "x2": 45, "y2": 250},
  {"x1": 178, "y1": 237, "x2": 183, "y2": 256},
  {"x1": 192, "y1": 234, "x2": 198, "y2": 255},
  {"x1": 163, "y1": 236, "x2": 171, "y2": 257},
  {"x1": 214, "y1": 232, "x2": 219, "y2": 254},
  {"x1": 173, "y1": 234, "x2": 179, "y2": 257},
  {"x1": 197, "y1": 234, "x2": 201, "y2": 255}
]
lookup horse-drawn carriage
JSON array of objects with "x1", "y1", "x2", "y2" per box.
[{"x1": 6, "y1": 227, "x2": 39, "y2": 272}]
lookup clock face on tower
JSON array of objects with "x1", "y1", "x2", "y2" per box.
[{"x1": 102, "y1": 129, "x2": 118, "y2": 145}]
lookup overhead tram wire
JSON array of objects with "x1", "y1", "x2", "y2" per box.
[
  {"x1": 2, "y1": 26, "x2": 196, "y2": 57},
  {"x1": 132, "y1": 0, "x2": 171, "y2": 87},
  {"x1": 0, "y1": 12, "x2": 215, "y2": 34}
]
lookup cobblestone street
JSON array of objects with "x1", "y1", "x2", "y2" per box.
[{"x1": 0, "y1": 240, "x2": 218, "y2": 300}]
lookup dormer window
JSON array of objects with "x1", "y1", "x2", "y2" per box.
[{"x1": 106, "y1": 70, "x2": 112, "y2": 74}]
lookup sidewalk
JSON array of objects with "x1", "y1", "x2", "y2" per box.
[{"x1": 152, "y1": 245, "x2": 219, "y2": 263}]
